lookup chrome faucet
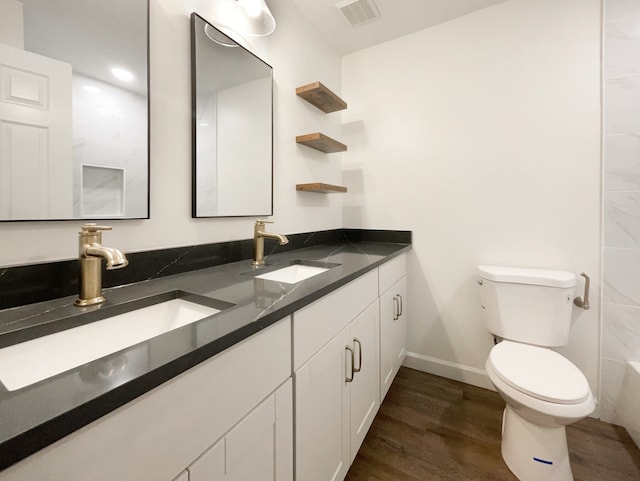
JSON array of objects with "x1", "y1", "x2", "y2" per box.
[
  {"x1": 74, "y1": 223, "x2": 128, "y2": 307},
  {"x1": 252, "y1": 220, "x2": 289, "y2": 266}
]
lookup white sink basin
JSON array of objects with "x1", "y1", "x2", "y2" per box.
[
  {"x1": 0, "y1": 298, "x2": 219, "y2": 391},
  {"x1": 254, "y1": 264, "x2": 329, "y2": 284}
]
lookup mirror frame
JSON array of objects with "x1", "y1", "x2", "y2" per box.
[
  {"x1": 190, "y1": 13, "x2": 273, "y2": 219},
  {"x1": 0, "y1": 0, "x2": 150, "y2": 222}
]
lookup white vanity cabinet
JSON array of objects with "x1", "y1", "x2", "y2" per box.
[
  {"x1": 0, "y1": 251, "x2": 410, "y2": 481},
  {"x1": 0, "y1": 319, "x2": 293, "y2": 481},
  {"x1": 379, "y1": 253, "x2": 408, "y2": 400},
  {"x1": 293, "y1": 270, "x2": 380, "y2": 481}
]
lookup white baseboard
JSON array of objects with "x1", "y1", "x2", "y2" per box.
[{"x1": 402, "y1": 351, "x2": 495, "y2": 391}]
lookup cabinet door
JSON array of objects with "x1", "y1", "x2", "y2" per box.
[
  {"x1": 348, "y1": 300, "x2": 380, "y2": 461},
  {"x1": 379, "y1": 276, "x2": 407, "y2": 400},
  {"x1": 188, "y1": 438, "x2": 225, "y2": 480},
  {"x1": 189, "y1": 379, "x2": 293, "y2": 481},
  {"x1": 295, "y1": 329, "x2": 350, "y2": 481},
  {"x1": 172, "y1": 471, "x2": 189, "y2": 481}
]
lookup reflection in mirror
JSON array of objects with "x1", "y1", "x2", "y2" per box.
[
  {"x1": 0, "y1": 0, "x2": 149, "y2": 221},
  {"x1": 191, "y1": 13, "x2": 273, "y2": 218}
]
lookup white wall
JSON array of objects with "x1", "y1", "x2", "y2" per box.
[
  {"x1": 342, "y1": 0, "x2": 602, "y2": 394},
  {"x1": 0, "y1": 0, "x2": 343, "y2": 266}
]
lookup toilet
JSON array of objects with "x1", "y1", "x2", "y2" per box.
[{"x1": 477, "y1": 265, "x2": 595, "y2": 481}]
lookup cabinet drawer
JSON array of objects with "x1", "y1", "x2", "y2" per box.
[
  {"x1": 378, "y1": 253, "x2": 406, "y2": 295},
  {"x1": 0, "y1": 319, "x2": 291, "y2": 481},
  {"x1": 293, "y1": 269, "x2": 378, "y2": 370}
]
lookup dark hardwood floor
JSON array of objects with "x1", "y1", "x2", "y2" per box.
[{"x1": 345, "y1": 367, "x2": 640, "y2": 481}]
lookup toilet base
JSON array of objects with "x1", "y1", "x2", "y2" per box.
[{"x1": 501, "y1": 405, "x2": 574, "y2": 481}]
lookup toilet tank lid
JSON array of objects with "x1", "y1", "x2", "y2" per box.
[{"x1": 478, "y1": 265, "x2": 576, "y2": 288}]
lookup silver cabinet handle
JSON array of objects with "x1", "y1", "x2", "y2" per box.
[
  {"x1": 398, "y1": 294, "x2": 403, "y2": 317},
  {"x1": 393, "y1": 296, "x2": 400, "y2": 320},
  {"x1": 345, "y1": 345, "x2": 355, "y2": 382},
  {"x1": 353, "y1": 338, "x2": 362, "y2": 373},
  {"x1": 574, "y1": 272, "x2": 590, "y2": 310}
]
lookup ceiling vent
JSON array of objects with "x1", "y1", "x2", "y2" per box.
[{"x1": 335, "y1": 0, "x2": 381, "y2": 28}]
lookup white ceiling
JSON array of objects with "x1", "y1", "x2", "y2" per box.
[{"x1": 287, "y1": 0, "x2": 508, "y2": 55}]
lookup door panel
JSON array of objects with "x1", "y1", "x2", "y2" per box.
[{"x1": 0, "y1": 43, "x2": 72, "y2": 219}]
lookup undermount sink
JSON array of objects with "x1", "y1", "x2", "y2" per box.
[
  {"x1": 0, "y1": 292, "x2": 228, "y2": 392},
  {"x1": 254, "y1": 263, "x2": 332, "y2": 284}
]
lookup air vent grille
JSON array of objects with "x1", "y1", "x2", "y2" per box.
[{"x1": 335, "y1": 0, "x2": 381, "y2": 27}]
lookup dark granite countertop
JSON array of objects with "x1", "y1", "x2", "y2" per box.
[{"x1": 0, "y1": 240, "x2": 410, "y2": 471}]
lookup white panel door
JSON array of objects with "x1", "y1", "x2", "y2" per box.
[
  {"x1": 348, "y1": 299, "x2": 380, "y2": 461},
  {"x1": 295, "y1": 328, "x2": 350, "y2": 481},
  {"x1": 0, "y1": 43, "x2": 72, "y2": 219}
]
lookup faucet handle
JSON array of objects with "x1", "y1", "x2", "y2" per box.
[
  {"x1": 80, "y1": 223, "x2": 113, "y2": 233},
  {"x1": 255, "y1": 219, "x2": 273, "y2": 225}
]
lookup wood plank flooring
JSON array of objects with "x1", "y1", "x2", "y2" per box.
[{"x1": 345, "y1": 367, "x2": 640, "y2": 481}]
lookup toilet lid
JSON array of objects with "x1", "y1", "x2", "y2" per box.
[{"x1": 488, "y1": 341, "x2": 590, "y2": 404}]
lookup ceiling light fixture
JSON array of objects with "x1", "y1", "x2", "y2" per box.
[{"x1": 215, "y1": 0, "x2": 276, "y2": 37}]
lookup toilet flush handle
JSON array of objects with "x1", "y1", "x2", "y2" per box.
[{"x1": 573, "y1": 272, "x2": 590, "y2": 310}]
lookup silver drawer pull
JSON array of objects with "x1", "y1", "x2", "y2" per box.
[
  {"x1": 393, "y1": 296, "x2": 400, "y2": 320},
  {"x1": 398, "y1": 294, "x2": 403, "y2": 317}
]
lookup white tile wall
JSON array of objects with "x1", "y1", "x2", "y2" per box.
[
  {"x1": 600, "y1": 358, "x2": 628, "y2": 424},
  {"x1": 604, "y1": 12, "x2": 640, "y2": 78},
  {"x1": 605, "y1": 75, "x2": 640, "y2": 134},
  {"x1": 602, "y1": 0, "x2": 640, "y2": 441},
  {"x1": 621, "y1": 363, "x2": 640, "y2": 446},
  {"x1": 604, "y1": 134, "x2": 640, "y2": 191},
  {"x1": 603, "y1": 303, "x2": 640, "y2": 361},
  {"x1": 604, "y1": 192, "x2": 640, "y2": 247},
  {"x1": 603, "y1": 248, "x2": 640, "y2": 306},
  {"x1": 605, "y1": 0, "x2": 640, "y2": 23}
]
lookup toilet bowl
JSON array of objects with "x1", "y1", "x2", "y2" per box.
[
  {"x1": 486, "y1": 342, "x2": 595, "y2": 481},
  {"x1": 486, "y1": 341, "x2": 595, "y2": 427},
  {"x1": 477, "y1": 265, "x2": 595, "y2": 481}
]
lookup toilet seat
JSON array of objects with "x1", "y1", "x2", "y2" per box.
[{"x1": 488, "y1": 341, "x2": 590, "y2": 404}]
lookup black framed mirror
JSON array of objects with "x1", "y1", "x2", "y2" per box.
[
  {"x1": 0, "y1": 0, "x2": 149, "y2": 221},
  {"x1": 191, "y1": 13, "x2": 273, "y2": 218}
]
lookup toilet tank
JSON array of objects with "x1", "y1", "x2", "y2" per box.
[{"x1": 477, "y1": 265, "x2": 577, "y2": 347}]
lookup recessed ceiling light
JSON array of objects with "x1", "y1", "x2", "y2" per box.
[
  {"x1": 82, "y1": 85, "x2": 101, "y2": 94},
  {"x1": 111, "y1": 67, "x2": 134, "y2": 82}
]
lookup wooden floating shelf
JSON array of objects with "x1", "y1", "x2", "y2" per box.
[
  {"x1": 296, "y1": 183, "x2": 348, "y2": 194},
  {"x1": 296, "y1": 132, "x2": 347, "y2": 153},
  {"x1": 296, "y1": 82, "x2": 347, "y2": 113}
]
